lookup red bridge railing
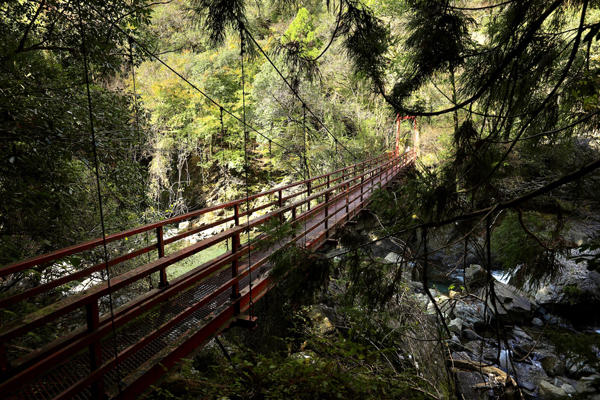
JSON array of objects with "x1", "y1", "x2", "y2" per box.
[{"x1": 0, "y1": 150, "x2": 415, "y2": 399}]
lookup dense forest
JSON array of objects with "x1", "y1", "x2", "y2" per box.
[{"x1": 1, "y1": 0, "x2": 600, "y2": 399}]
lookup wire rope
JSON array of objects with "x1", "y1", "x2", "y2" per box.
[
  {"x1": 243, "y1": 27, "x2": 359, "y2": 161},
  {"x1": 77, "y1": 2, "x2": 123, "y2": 393},
  {"x1": 240, "y1": 33, "x2": 254, "y2": 317}
]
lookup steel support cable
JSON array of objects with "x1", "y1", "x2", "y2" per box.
[
  {"x1": 269, "y1": 92, "x2": 323, "y2": 146},
  {"x1": 243, "y1": 27, "x2": 359, "y2": 161},
  {"x1": 77, "y1": 2, "x2": 123, "y2": 394},
  {"x1": 83, "y1": 3, "x2": 306, "y2": 177},
  {"x1": 302, "y1": 102, "x2": 308, "y2": 246},
  {"x1": 241, "y1": 33, "x2": 254, "y2": 317},
  {"x1": 130, "y1": 38, "x2": 153, "y2": 285}
]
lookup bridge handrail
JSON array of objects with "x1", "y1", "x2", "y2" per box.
[
  {"x1": 0, "y1": 155, "x2": 393, "y2": 312},
  {"x1": 0, "y1": 153, "x2": 407, "y2": 337},
  {"x1": 0, "y1": 150, "x2": 415, "y2": 396},
  {"x1": 0, "y1": 153, "x2": 391, "y2": 278}
]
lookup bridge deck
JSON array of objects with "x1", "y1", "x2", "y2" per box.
[{"x1": 0, "y1": 152, "x2": 415, "y2": 400}]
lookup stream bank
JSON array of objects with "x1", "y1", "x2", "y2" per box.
[{"x1": 330, "y1": 209, "x2": 600, "y2": 399}]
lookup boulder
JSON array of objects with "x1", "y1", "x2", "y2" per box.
[
  {"x1": 178, "y1": 220, "x2": 190, "y2": 230},
  {"x1": 532, "y1": 317, "x2": 544, "y2": 327},
  {"x1": 413, "y1": 293, "x2": 429, "y2": 308},
  {"x1": 538, "y1": 380, "x2": 567, "y2": 399},
  {"x1": 519, "y1": 380, "x2": 536, "y2": 392},
  {"x1": 449, "y1": 335, "x2": 462, "y2": 351},
  {"x1": 408, "y1": 280, "x2": 424, "y2": 290},
  {"x1": 452, "y1": 358, "x2": 518, "y2": 399},
  {"x1": 383, "y1": 252, "x2": 403, "y2": 264},
  {"x1": 465, "y1": 264, "x2": 487, "y2": 289},
  {"x1": 453, "y1": 300, "x2": 487, "y2": 329},
  {"x1": 455, "y1": 371, "x2": 493, "y2": 400},
  {"x1": 533, "y1": 249, "x2": 600, "y2": 308},
  {"x1": 370, "y1": 238, "x2": 401, "y2": 258},
  {"x1": 464, "y1": 340, "x2": 488, "y2": 358},
  {"x1": 510, "y1": 361, "x2": 547, "y2": 392},
  {"x1": 512, "y1": 326, "x2": 533, "y2": 342},
  {"x1": 448, "y1": 318, "x2": 463, "y2": 335},
  {"x1": 567, "y1": 359, "x2": 598, "y2": 378},
  {"x1": 541, "y1": 355, "x2": 566, "y2": 377},
  {"x1": 561, "y1": 383, "x2": 576, "y2": 395},
  {"x1": 479, "y1": 281, "x2": 535, "y2": 322},
  {"x1": 462, "y1": 329, "x2": 483, "y2": 341},
  {"x1": 575, "y1": 374, "x2": 600, "y2": 395},
  {"x1": 426, "y1": 295, "x2": 450, "y2": 317},
  {"x1": 541, "y1": 313, "x2": 574, "y2": 329}
]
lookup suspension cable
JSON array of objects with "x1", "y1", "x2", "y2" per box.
[
  {"x1": 243, "y1": 27, "x2": 359, "y2": 161},
  {"x1": 241, "y1": 32, "x2": 254, "y2": 317},
  {"x1": 84, "y1": 2, "x2": 306, "y2": 177},
  {"x1": 77, "y1": 3, "x2": 122, "y2": 393},
  {"x1": 302, "y1": 102, "x2": 308, "y2": 246}
]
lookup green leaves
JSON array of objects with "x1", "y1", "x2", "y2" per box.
[
  {"x1": 189, "y1": 0, "x2": 248, "y2": 45},
  {"x1": 339, "y1": 1, "x2": 389, "y2": 87},
  {"x1": 282, "y1": 8, "x2": 323, "y2": 59},
  {"x1": 184, "y1": 333, "x2": 432, "y2": 400},
  {"x1": 0, "y1": 1, "x2": 152, "y2": 267}
]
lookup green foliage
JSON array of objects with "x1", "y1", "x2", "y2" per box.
[
  {"x1": 269, "y1": 245, "x2": 332, "y2": 307},
  {"x1": 0, "y1": 1, "x2": 152, "y2": 266},
  {"x1": 175, "y1": 337, "x2": 431, "y2": 399},
  {"x1": 339, "y1": 1, "x2": 389, "y2": 87},
  {"x1": 282, "y1": 8, "x2": 323, "y2": 59},
  {"x1": 256, "y1": 218, "x2": 299, "y2": 249},
  {"x1": 562, "y1": 284, "x2": 584, "y2": 305},
  {"x1": 149, "y1": 302, "x2": 437, "y2": 400},
  {"x1": 545, "y1": 328, "x2": 600, "y2": 371},
  {"x1": 342, "y1": 254, "x2": 403, "y2": 309},
  {"x1": 134, "y1": 0, "x2": 396, "y2": 213},
  {"x1": 189, "y1": 0, "x2": 248, "y2": 45},
  {"x1": 392, "y1": 1, "x2": 472, "y2": 103},
  {"x1": 491, "y1": 210, "x2": 562, "y2": 286}
]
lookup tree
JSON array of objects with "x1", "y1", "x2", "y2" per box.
[{"x1": 0, "y1": 1, "x2": 153, "y2": 266}]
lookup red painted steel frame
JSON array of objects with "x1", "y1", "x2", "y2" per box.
[{"x1": 0, "y1": 150, "x2": 415, "y2": 400}]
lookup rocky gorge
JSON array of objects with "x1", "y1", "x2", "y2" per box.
[
  {"x1": 330, "y1": 209, "x2": 600, "y2": 399},
  {"x1": 379, "y1": 252, "x2": 600, "y2": 399}
]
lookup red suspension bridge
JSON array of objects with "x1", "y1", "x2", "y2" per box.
[
  {"x1": 1, "y1": 5, "x2": 420, "y2": 397},
  {"x1": 0, "y1": 150, "x2": 416, "y2": 400}
]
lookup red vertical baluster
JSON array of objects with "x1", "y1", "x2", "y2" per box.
[
  {"x1": 86, "y1": 300, "x2": 104, "y2": 399},
  {"x1": 156, "y1": 226, "x2": 167, "y2": 288},
  {"x1": 0, "y1": 342, "x2": 8, "y2": 379},
  {"x1": 360, "y1": 174, "x2": 364, "y2": 203},
  {"x1": 278, "y1": 190, "x2": 283, "y2": 223},
  {"x1": 345, "y1": 182, "x2": 349, "y2": 221},
  {"x1": 307, "y1": 180, "x2": 311, "y2": 211},
  {"x1": 232, "y1": 204, "x2": 240, "y2": 315}
]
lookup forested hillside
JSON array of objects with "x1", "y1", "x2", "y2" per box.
[
  {"x1": 1, "y1": 0, "x2": 399, "y2": 266},
  {"x1": 1, "y1": 0, "x2": 600, "y2": 399}
]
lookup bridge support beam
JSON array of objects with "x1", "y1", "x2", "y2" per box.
[
  {"x1": 324, "y1": 191, "x2": 330, "y2": 238},
  {"x1": 86, "y1": 300, "x2": 105, "y2": 400},
  {"x1": 232, "y1": 314, "x2": 258, "y2": 330}
]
